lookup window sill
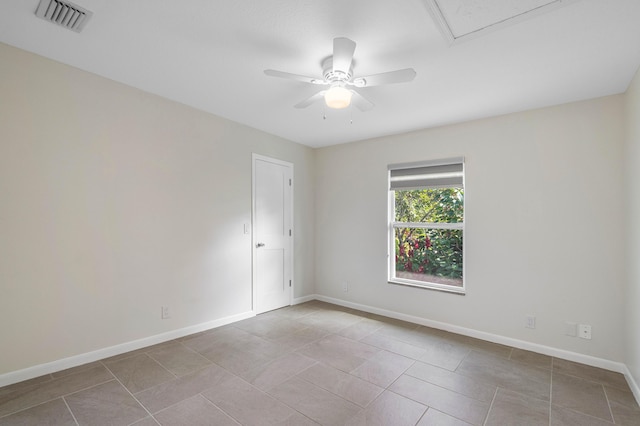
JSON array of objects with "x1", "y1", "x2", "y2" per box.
[{"x1": 388, "y1": 278, "x2": 466, "y2": 295}]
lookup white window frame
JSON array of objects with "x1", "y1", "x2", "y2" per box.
[{"x1": 388, "y1": 158, "x2": 465, "y2": 294}]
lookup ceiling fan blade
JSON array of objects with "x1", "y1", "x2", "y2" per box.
[
  {"x1": 264, "y1": 69, "x2": 326, "y2": 85},
  {"x1": 332, "y1": 37, "x2": 356, "y2": 74},
  {"x1": 352, "y1": 68, "x2": 416, "y2": 87},
  {"x1": 294, "y1": 90, "x2": 326, "y2": 109},
  {"x1": 350, "y1": 90, "x2": 374, "y2": 112}
]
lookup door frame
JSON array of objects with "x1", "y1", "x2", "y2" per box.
[{"x1": 251, "y1": 153, "x2": 294, "y2": 313}]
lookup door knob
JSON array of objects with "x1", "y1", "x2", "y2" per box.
[{"x1": 256, "y1": 242, "x2": 265, "y2": 248}]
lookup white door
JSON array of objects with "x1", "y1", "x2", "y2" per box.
[{"x1": 252, "y1": 154, "x2": 293, "y2": 314}]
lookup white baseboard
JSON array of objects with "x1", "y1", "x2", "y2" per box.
[
  {"x1": 292, "y1": 294, "x2": 316, "y2": 305},
  {"x1": 314, "y1": 294, "x2": 631, "y2": 375},
  {"x1": 0, "y1": 310, "x2": 255, "y2": 388},
  {"x1": 622, "y1": 365, "x2": 640, "y2": 406}
]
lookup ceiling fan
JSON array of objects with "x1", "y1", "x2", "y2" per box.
[{"x1": 264, "y1": 37, "x2": 416, "y2": 111}]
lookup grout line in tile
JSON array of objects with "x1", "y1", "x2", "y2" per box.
[
  {"x1": 553, "y1": 370, "x2": 622, "y2": 389},
  {"x1": 383, "y1": 387, "x2": 469, "y2": 423},
  {"x1": 550, "y1": 403, "x2": 618, "y2": 425},
  {"x1": 151, "y1": 394, "x2": 224, "y2": 425},
  {"x1": 202, "y1": 398, "x2": 243, "y2": 426},
  {"x1": 107, "y1": 370, "x2": 156, "y2": 421},
  {"x1": 151, "y1": 394, "x2": 201, "y2": 418},
  {"x1": 180, "y1": 341, "x2": 218, "y2": 363},
  {"x1": 223, "y1": 376, "x2": 311, "y2": 425},
  {"x1": 144, "y1": 350, "x2": 185, "y2": 380},
  {"x1": 296, "y1": 369, "x2": 378, "y2": 409},
  {"x1": 385, "y1": 369, "x2": 409, "y2": 392},
  {"x1": 483, "y1": 387, "x2": 499, "y2": 426},
  {"x1": 602, "y1": 385, "x2": 616, "y2": 424},
  {"x1": 288, "y1": 410, "x2": 319, "y2": 425},
  {"x1": 62, "y1": 396, "x2": 80, "y2": 426},
  {"x1": 0, "y1": 373, "x2": 118, "y2": 420},
  {"x1": 145, "y1": 416, "x2": 162, "y2": 426},
  {"x1": 0, "y1": 395, "x2": 78, "y2": 422},
  {"x1": 64, "y1": 378, "x2": 116, "y2": 399},
  {"x1": 549, "y1": 364, "x2": 554, "y2": 425},
  {"x1": 415, "y1": 407, "x2": 429, "y2": 426},
  {"x1": 452, "y1": 349, "x2": 471, "y2": 373},
  {"x1": 116, "y1": 354, "x2": 177, "y2": 381},
  {"x1": 211, "y1": 403, "x2": 243, "y2": 426},
  {"x1": 393, "y1": 375, "x2": 476, "y2": 405},
  {"x1": 430, "y1": 407, "x2": 475, "y2": 426}
]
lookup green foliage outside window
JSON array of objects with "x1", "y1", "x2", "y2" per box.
[{"x1": 394, "y1": 188, "x2": 464, "y2": 281}]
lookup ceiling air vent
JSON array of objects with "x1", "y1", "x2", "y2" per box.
[{"x1": 35, "y1": 0, "x2": 93, "y2": 33}]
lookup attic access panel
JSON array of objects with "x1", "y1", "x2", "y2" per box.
[{"x1": 425, "y1": 0, "x2": 579, "y2": 44}]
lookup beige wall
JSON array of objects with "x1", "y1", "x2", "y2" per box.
[
  {"x1": 625, "y1": 66, "x2": 640, "y2": 389},
  {"x1": 1, "y1": 39, "x2": 637, "y2": 386},
  {"x1": 0, "y1": 43, "x2": 315, "y2": 375},
  {"x1": 315, "y1": 95, "x2": 626, "y2": 362}
]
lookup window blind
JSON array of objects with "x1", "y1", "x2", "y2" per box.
[{"x1": 389, "y1": 157, "x2": 464, "y2": 190}]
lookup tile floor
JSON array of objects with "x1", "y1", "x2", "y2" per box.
[{"x1": 1, "y1": 301, "x2": 639, "y2": 425}]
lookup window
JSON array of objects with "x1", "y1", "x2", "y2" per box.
[{"x1": 388, "y1": 158, "x2": 465, "y2": 293}]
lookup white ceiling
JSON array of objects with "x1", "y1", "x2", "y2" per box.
[{"x1": 1, "y1": 0, "x2": 639, "y2": 148}]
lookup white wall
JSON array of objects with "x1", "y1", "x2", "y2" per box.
[
  {"x1": 315, "y1": 96, "x2": 626, "y2": 362},
  {"x1": 625, "y1": 67, "x2": 640, "y2": 387},
  {"x1": 0, "y1": 42, "x2": 315, "y2": 375}
]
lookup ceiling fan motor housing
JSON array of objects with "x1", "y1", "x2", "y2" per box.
[{"x1": 322, "y1": 57, "x2": 352, "y2": 84}]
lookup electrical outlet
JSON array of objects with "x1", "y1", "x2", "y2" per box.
[
  {"x1": 525, "y1": 315, "x2": 536, "y2": 329},
  {"x1": 342, "y1": 282, "x2": 349, "y2": 292},
  {"x1": 161, "y1": 306, "x2": 170, "y2": 319},
  {"x1": 565, "y1": 322, "x2": 577, "y2": 337},
  {"x1": 578, "y1": 324, "x2": 592, "y2": 340}
]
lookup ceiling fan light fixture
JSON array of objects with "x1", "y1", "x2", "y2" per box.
[
  {"x1": 324, "y1": 85, "x2": 352, "y2": 109},
  {"x1": 263, "y1": 37, "x2": 415, "y2": 112}
]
